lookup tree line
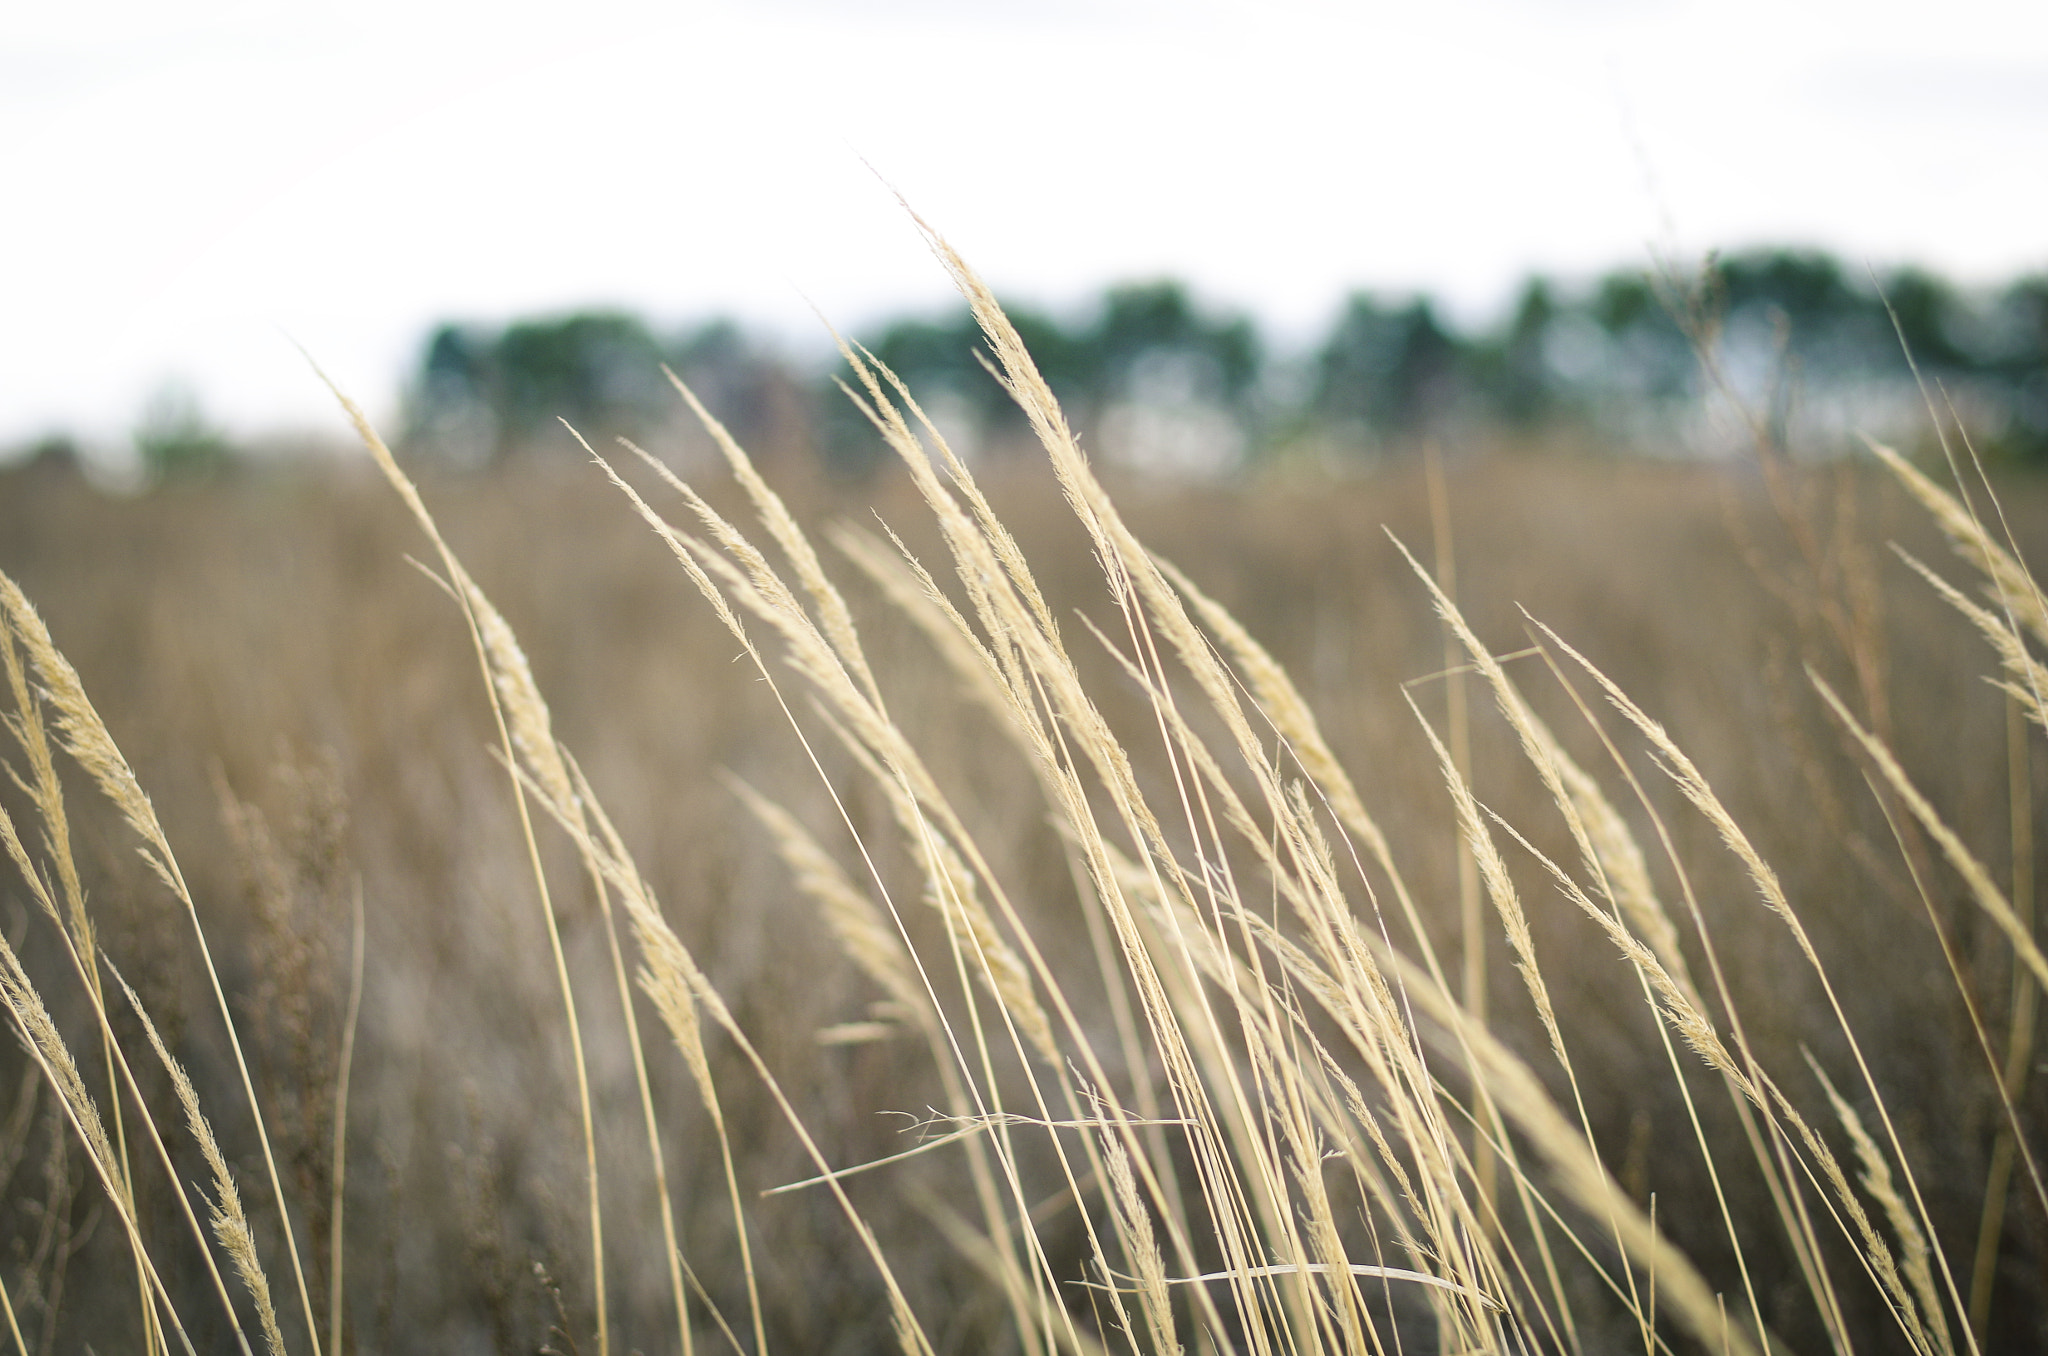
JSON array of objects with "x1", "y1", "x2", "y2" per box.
[{"x1": 396, "y1": 247, "x2": 2048, "y2": 473}]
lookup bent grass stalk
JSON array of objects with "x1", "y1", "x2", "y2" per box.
[{"x1": 326, "y1": 382, "x2": 616, "y2": 1356}]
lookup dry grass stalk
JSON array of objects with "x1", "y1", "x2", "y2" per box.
[
  {"x1": 817, "y1": 261, "x2": 1461, "y2": 1350},
  {"x1": 1811, "y1": 1057, "x2": 1953, "y2": 1356},
  {"x1": 1814, "y1": 672, "x2": 2048, "y2": 994},
  {"x1": 612, "y1": 404, "x2": 1214, "y2": 1356},
  {"x1": 608, "y1": 432, "x2": 1084, "y2": 1275},
  {"x1": 1382, "y1": 932, "x2": 1763, "y2": 1356},
  {"x1": 1409, "y1": 560, "x2": 1842, "y2": 1337},
  {"x1": 529, "y1": 752, "x2": 916, "y2": 1356},
  {"x1": 1894, "y1": 549, "x2": 2048, "y2": 728},
  {"x1": 1538, "y1": 616, "x2": 1981, "y2": 1337},
  {"x1": 1870, "y1": 448, "x2": 2048, "y2": 1316},
  {"x1": 1390, "y1": 537, "x2": 1691, "y2": 1000},
  {"x1": 1100, "y1": 1131, "x2": 1177, "y2": 1354},
  {"x1": 336, "y1": 387, "x2": 622, "y2": 1356},
  {"x1": 1869, "y1": 440, "x2": 2048, "y2": 650},
  {"x1": 1, "y1": 568, "x2": 319, "y2": 1356},
  {"x1": 112, "y1": 969, "x2": 285, "y2": 1356},
  {"x1": 731, "y1": 777, "x2": 925, "y2": 1025},
  {"x1": 0, "y1": 931, "x2": 196, "y2": 1356},
  {"x1": 0, "y1": 622, "x2": 91, "y2": 967},
  {"x1": 654, "y1": 373, "x2": 882, "y2": 707},
  {"x1": 6, "y1": 224, "x2": 2042, "y2": 1354},
  {"x1": 0, "y1": 771, "x2": 253, "y2": 1353},
  {"x1": 329, "y1": 884, "x2": 364, "y2": 1356},
  {"x1": 1407, "y1": 692, "x2": 1563, "y2": 1069},
  {"x1": 0, "y1": 1269, "x2": 25, "y2": 1356}
]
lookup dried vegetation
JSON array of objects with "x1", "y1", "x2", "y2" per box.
[{"x1": 0, "y1": 234, "x2": 2044, "y2": 1356}]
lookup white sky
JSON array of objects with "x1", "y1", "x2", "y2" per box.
[{"x1": 5, "y1": 0, "x2": 2046, "y2": 453}]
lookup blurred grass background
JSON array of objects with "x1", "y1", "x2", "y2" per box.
[{"x1": 0, "y1": 431, "x2": 2043, "y2": 1352}]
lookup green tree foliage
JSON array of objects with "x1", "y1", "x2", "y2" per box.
[
  {"x1": 495, "y1": 312, "x2": 667, "y2": 436},
  {"x1": 1976, "y1": 276, "x2": 2048, "y2": 453},
  {"x1": 1875, "y1": 267, "x2": 1970, "y2": 372},
  {"x1": 1091, "y1": 280, "x2": 1260, "y2": 409},
  {"x1": 406, "y1": 311, "x2": 779, "y2": 463},
  {"x1": 1483, "y1": 278, "x2": 1563, "y2": 426},
  {"x1": 406, "y1": 310, "x2": 669, "y2": 460},
  {"x1": 135, "y1": 382, "x2": 232, "y2": 482},
  {"x1": 1587, "y1": 272, "x2": 1694, "y2": 401},
  {"x1": 399, "y1": 251, "x2": 2048, "y2": 472},
  {"x1": 1313, "y1": 294, "x2": 1464, "y2": 439}
]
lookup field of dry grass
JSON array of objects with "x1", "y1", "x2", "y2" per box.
[{"x1": 0, "y1": 261, "x2": 2045, "y2": 1356}]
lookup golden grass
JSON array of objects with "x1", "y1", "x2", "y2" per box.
[{"x1": 0, "y1": 231, "x2": 2043, "y2": 1355}]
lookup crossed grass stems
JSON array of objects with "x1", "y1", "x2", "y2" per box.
[{"x1": 0, "y1": 226, "x2": 2041, "y2": 1356}]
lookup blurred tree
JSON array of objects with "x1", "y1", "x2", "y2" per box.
[
  {"x1": 663, "y1": 319, "x2": 812, "y2": 467},
  {"x1": 1588, "y1": 272, "x2": 1694, "y2": 400},
  {"x1": 135, "y1": 381, "x2": 232, "y2": 482},
  {"x1": 1091, "y1": 281, "x2": 1260, "y2": 413},
  {"x1": 1313, "y1": 293, "x2": 1465, "y2": 441},
  {"x1": 405, "y1": 311, "x2": 672, "y2": 462},
  {"x1": 388, "y1": 252, "x2": 2048, "y2": 473},
  {"x1": 1717, "y1": 249, "x2": 1860, "y2": 326},
  {"x1": 1711, "y1": 248, "x2": 1898, "y2": 376},
  {"x1": 1478, "y1": 277, "x2": 1564, "y2": 426},
  {"x1": 1985, "y1": 276, "x2": 2048, "y2": 454},
  {"x1": 1877, "y1": 266, "x2": 1970, "y2": 372},
  {"x1": 7, "y1": 433, "x2": 83, "y2": 479},
  {"x1": 493, "y1": 311, "x2": 668, "y2": 445},
  {"x1": 1993, "y1": 275, "x2": 2048, "y2": 367},
  {"x1": 406, "y1": 324, "x2": 498, "y2": 465}
]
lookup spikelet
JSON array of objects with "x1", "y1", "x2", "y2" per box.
[
  {"x1": 832, "y1": 721, "x2": 1059, "y2": 1065},
  {"x1": 730, "y1": 778, "x2": 926, "y2": 1024},
  {"x1": 831, "y1": 524, "x2": 1014, "y2": 730},
  {"x1": 1894, "y1": 548, "x2": 2048, "y2": 728},
  {"x1": 1102, "y1": 1132, "x2": 1178, "y2": 1354},
  {"x1": 1536, "y1": 617, "x2": 1813, "y2": 956},
  {"x1": 1869, "y1": 440, "x2": 2048, "y2": 648},
  {"x1": 1392, "y1": 539, "x2": 1693, "y2": 996},
  {"x1": 472, "y1": 592, "x2": 575, "y2": 808},
  {"x1": 1157, "y1": 555, "x2": 1392, "y2": 864},
  {"x1": 0, "y1": 622, "x2": 89, "y2": 948},
  {"x1": 0, "y1": 798, "x2": 57, "y2": 925},
  {"x1": 1484, "y1": 809, "x2": 1749, "y2": 1091},
  {"x1": 1407, "y1": 690, "x2": 1566, "y2": 1065},
  {"x1": 652, "y1": 376, "x2": 882, "y2": 705},
  {"x1": 0, "y1": 571, "x2": 177, "y2": 892},
  {"x1": 531, "y1": 757, "x2": 724, "y2": 1116},
  {"x1": 114, "y1": 970, "x2": 286, "y2": 1356},
  {"x1": 916, "y1": 820, "x2": 1057, "y2": 1065},
  {"x1": 0, "y1": 936, "x2": 120, "y2": 1191},
  {"x1": 1810, "y1": 1059, "x2": 1950, "y2": 1356},
  {"x1": 1814, "y1": 673, "x2": 2048, "y2": 992}
]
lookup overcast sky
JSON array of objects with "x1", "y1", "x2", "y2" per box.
[{"x1": 6, "y1": 0, "x2": 2046, "y2": 455}]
